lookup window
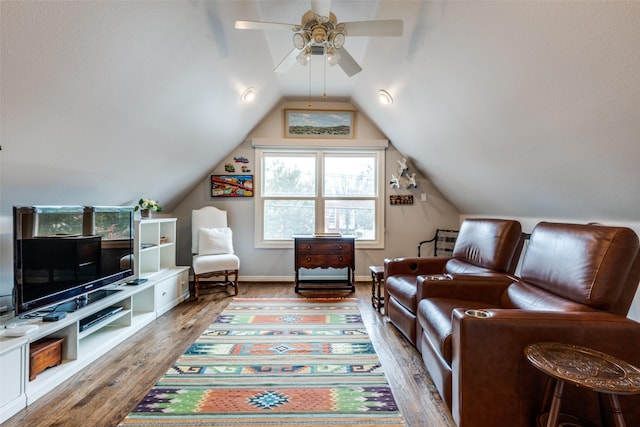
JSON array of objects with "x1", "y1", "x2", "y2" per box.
[
  {"x1": 93, "y1": 207, "x2": 133, "y2": 240},
  {"x1": 36, "y1": 208, "x2": 84, "y2": 236},
  {"x1": 256, "y1": 148, "x2": 385, "y2": 248},
  {"x1": 34, "y1": 206, "x2": 132, "y2": 242}
]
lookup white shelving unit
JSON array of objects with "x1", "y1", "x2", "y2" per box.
[
  {"x1": 0, "y1": 218, "x2": 189, "y2": 423},
  {"x1": 136, "y1": 218, "x2": 178, "y2": 279}
]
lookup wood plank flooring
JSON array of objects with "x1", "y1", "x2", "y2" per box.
[{"x1": 4, "y1": 282, "x2": 455, "y2": 427}]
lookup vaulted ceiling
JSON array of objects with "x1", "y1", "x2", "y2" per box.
[{"x1": 2, "y1": 0, "x2": 640, "y2": 223}]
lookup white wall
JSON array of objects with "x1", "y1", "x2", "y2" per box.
[{"x1": 172, "y1": 100, "x2": 460, "y2": 281}]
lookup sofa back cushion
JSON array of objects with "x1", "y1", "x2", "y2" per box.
[
  {"x1": 518, "y1": 222, "x2": 640, "y2": 311},
  {"x1": 447, "y1": 219, "x2": 523, "y2": 274},
  {"x1": 501, "y1": 281, "x2": 596, "y2": 311}
]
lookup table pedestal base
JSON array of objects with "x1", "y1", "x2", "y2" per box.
[{"x1": 537, "y1": 413, "x2": 599, "y2": 427}]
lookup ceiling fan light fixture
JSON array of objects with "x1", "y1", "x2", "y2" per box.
[
  {"x1": 293, "y1": 32, "x2": 309, "y2": 50},
  {"x1": 296, "y1": 48, "x2": 311, "y2": 65},
  {"x1": 378, "y1": 89, "x2": 393, "y2": 105},
  {"x1": 241, "y1": 87, "x2": 256, "y2": 103},
  {"x1": 236, "y1": 8, "x2": 403, "y2": 78},
  {"x1": 329, "y1": 31, "x2": 345, "y2": 49},
  {"x1": 326, "y1": 47, "x2": 340, "y2": 66}
]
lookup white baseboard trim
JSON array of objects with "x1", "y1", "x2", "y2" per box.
[{"x1": 190, "y1": 275, "x2": 371, "y2": 283}]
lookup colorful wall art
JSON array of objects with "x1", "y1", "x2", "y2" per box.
[{"x1": 211, "y1": 175, "x2": 253, "y2": 197}]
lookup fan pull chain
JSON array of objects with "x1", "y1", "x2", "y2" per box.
[
  {"x1": 308, "y1": 56, "x2": 312, "y2": 107},
  {"x1": 322, "y1": 54, "x2": 327, "y2": 101}
]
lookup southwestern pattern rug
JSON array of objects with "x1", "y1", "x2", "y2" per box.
[{"x1": 120, "y1": 298, "x2": 405, "y2": 426}]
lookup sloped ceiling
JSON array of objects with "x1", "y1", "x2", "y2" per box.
[{"x1": 2, "y1": 0, "x2": 640, "y2": 223}]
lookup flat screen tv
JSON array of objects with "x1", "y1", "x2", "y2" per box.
[{"x1": 13, "y1": 205, "x2": 135, "y2": 316}]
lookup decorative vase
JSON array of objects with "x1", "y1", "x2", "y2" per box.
[{"x1": 140, "y1": 209, "x2": 150, "y2": 219}]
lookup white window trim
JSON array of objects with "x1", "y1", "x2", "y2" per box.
[{"x1": 254, "y1": 146, "x2": 386, "y2": 249}]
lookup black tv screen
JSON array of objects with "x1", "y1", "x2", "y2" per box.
[{"x1": 13, "y1": 205, "x2": 135, "y2": 316}]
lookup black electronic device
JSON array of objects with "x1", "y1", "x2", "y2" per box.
[
  {"x1": 13, "y1": 205, "x2": 135, "y2": 316},
  {"x1": 126, "y1": 278, "x2": 148, "y2": 286},
  {"x1": 78, "y1": 306, "x2": 123, "y2": 332},
  {"x1": 43, "y1": 311, "x2": 67, "y2": 322}
]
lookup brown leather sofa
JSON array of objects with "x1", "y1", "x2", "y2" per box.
[
  {"x1": 417, "y1": 222, "x2": 640, "y2": 427},
  {"x1": 384, "y1": 218, "x2": 524, "y2": 347}
]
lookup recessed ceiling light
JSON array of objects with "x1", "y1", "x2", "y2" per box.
[
  {"x1": 378, "y1": 89, "x2": 393, "y2": 105},
  {"x1": 241, "y1": 87, "x2": 255, "y2": 103}
]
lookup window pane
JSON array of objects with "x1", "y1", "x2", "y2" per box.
[
  {"x1": 264, "y1": 199, "x2": 315, "y2": 239},
  {"x1": 263, "y1": 155, "x2": 316, "y2": 196},
  {"x1": 37, "y1": 212, "x2": 83, "y2": 236},
  {"x1": 325, "y1": 199, "x2": 375, "y2": 239},
  {"x1": 94, "y1": 211, "x2": 132, "y2": 240},
  {"x1": 324, "y1": 156, "x2": 376, "y2": 196}
]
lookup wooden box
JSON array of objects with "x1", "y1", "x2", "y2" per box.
[{"x1": 29, "y1": 337, "x2": 64, "y2": 381}]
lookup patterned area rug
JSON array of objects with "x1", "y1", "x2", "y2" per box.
[{"x1": 120, "y1": 298, "x2": 405, "y2": 426}]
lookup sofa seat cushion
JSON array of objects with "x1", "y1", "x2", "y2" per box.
[
  {"x1": 386, "y1": 274, "x2": 419, "y2": 312},
  {"x1": 445, "y1": 259, "x2": 497, "y2": 275},
  {"x1": 417, "y1": 298, "x2": 499, "y2": 365},
  {"x1": 193, "y1": 253, "x2": 240, "y2": 275}
]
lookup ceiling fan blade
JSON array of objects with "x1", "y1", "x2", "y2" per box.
[
  {"x1": 343, "y1": 20, "x2": 403, "y2": 37},
  {"x1": 234, "y1": 20, "x2": 299, "y2": 32},
  {"x1": 274, "y1": 48, "x2": 300, "y2": 73},
  {"x1": 336, "y1": 47, "x2": 362, "y2": 77},
  {"x1": 310, "y1": 0, "x2": 331, "y2": 18}
]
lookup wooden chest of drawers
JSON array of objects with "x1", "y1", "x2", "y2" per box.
[
  {"x1": 29, "y1": 337, "x2": 64, "y2": 381},
  {"x1": 294, "y1": 236, "x2": 355, "y2": 292}
]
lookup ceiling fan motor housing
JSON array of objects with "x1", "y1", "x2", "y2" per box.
[{"x1": 297, "y1": 10, "x2": 345, "y2": 49}]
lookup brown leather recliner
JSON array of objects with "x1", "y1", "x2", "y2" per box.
[
  {"x1": 384, "y1": 218, "x2": 524, "y2": 348},
  {"x1": 417, "y1": 222, "x2": 640, "y2": 427}
]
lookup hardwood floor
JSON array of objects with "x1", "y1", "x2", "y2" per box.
[{"x1": 4, "y1": 282, "x2": 455, "y2": 427}]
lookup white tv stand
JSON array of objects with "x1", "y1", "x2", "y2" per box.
[{"x1": 0, "y1": 218, "x2": 189, "y2": 423}]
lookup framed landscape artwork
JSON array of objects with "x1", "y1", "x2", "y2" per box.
[
  {"x1": 211, "y1": 175, "x2": 253, "y2": 197},
  {"x1": 284, "y1": 109, "x2": 355, "y2": 138}
]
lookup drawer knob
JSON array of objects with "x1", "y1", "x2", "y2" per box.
[
  {"x1": 306, "y1": 245, "x2": 311, "y2": 250},
  {"x1": 338, "y1": 245, "x2": 343, "y2": 250},
  {"x1": 338, "y1": 256, "x2": 343, "y2": 262},
  {"x1": 306, "y1": 257, "x2": 312, "y2": 262}
]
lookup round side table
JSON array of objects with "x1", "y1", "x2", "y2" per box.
[{"x1": 525, "y1": 342, "x2": 640, "y2": 427}]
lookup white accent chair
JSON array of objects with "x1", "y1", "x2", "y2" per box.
[{"x1": 191, "y1": 206, "x2": 239, "y2": 299}]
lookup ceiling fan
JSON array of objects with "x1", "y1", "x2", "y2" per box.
[{"x1": 235, "y1": 0, "x2": 403, "y2": 77}]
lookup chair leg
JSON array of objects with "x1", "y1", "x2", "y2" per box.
[
  {"x1": 193, "y1": 271, "x2": 238, "y2": 297},
  {"x1": 189, "y1": 279, "x2": 196, "y2": 301},
  {"x1": 232, "y1": 269, "x2": 239, "y2": 295},
  {"x1": 193, "y1": 275, "x2": 200, "y2": 300}
]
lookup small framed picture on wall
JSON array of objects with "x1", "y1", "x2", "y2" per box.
[
  {"x1": 211, "y1": 175, "x2": 253, "y2": 197},
  {"x1": 284, "y1": 109, "x2": 355, "y2": 138}
]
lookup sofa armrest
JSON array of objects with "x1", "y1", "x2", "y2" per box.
[
  {"x1": 384, "y1": 256, "x2": 449, "y2": 279},
  {"x1": 416, "y1": 274, "x2": 514, "y2": 305},
  {"x1": 450, "y1": 309, "x2": 640, "y2": 427}
]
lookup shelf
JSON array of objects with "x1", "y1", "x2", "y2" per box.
[
  {"x1": 0, "y1": 218, "x2": 189, "y2": 423},
  {"x1": 135, "y1": 219, "x2": 177, "y2": 278},
  {"x1": 78, "y1": 323, "x2": 133, "y2": 355},
  {"x1": 77, "y1": 309, "x2": 131, "y2": 339}
]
